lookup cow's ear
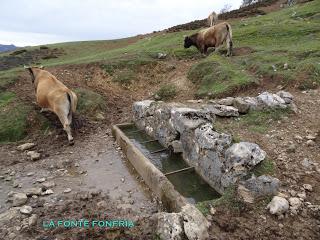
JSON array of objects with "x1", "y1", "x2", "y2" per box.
[
  {"x1": 24, "y1": 65, "x2": 31, "y2": 69},
  {"x1": 39, "y1": 65, "x2": 44, "y2": 69}
]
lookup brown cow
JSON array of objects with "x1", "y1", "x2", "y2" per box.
[
  {"x1": 184, "y1": 22, "x2": 233, "y2": 56},
  {"x1": 25, "y1": 66, "x2": 78, "y2": 144},
  {"x1": 208, "y1": 11, "x2": 218, "y2": 27}
]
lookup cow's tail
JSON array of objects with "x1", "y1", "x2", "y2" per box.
[
  {"x1": 226, "y1": 23, "x2": 233, "y2": 56},
  {"x1": 66, "y1": 91, "x2": 77, "y2": 121}
]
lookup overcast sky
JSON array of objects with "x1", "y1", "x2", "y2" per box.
[{"x1": 0, "y1": 0, "x2": 242, "y2": 46}]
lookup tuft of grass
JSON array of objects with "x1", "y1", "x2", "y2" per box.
[
  {"x1": 113, "y1": 69, "x2": 136, "y2": 85},
  {"x1": 251, "y1": 158, "x2": 275, "y2": 177},
  {"x1": 196, "y1": 185, "x2": 244, "y2": 215},
  {"x1": 296, "y1": 60, "x2": 320, "y2": 89},
  {"x1": 239, "y1": 108, "x2": 291, "y2": 133},
  {"x1": 232, "y1": 134, "x2": 241, "y2": 143},
  {"x1": 102, "y1": 56, "x2": 156, "y2": 76},
  {"x1": 170, "y1": 48, "x2": 201, "y2": 60},
  {"x1": 0, "y1": 92, "x2": 30, "y2": 143},
  {"x1": 155, "y1": 84, "x2": 177, "y2": 100},
  {"x1": 74, "y1": 88, "x2": 106, "y2": 117}
]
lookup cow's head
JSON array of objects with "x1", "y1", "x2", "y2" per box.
[
  {"x1": 184, "y1": 36, "x2": 193, "y2": 48},
  {"x1": 24, "y1": 65, "x2": 44, "y2": 83}
]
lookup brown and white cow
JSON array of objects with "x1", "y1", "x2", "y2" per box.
[
  {"x1": 208, "y1": 11, "x2": 218, "y2": 27},
  {"x1": 25, "y1": 66, "x2": 78, "y2": 144},
  {"x1": 184, "y1": 22, "x2": 233, "y2": 56}
]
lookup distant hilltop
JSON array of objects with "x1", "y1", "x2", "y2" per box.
[{"x1": 0, "y1": 44, "x2": 17, "y2": 52}]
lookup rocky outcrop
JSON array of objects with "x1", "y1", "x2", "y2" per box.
[
  {"x1": 181, "y1": 204, "x2": 210, "y2": 240},
  {"x1": 156, "y1": 204, "x2": 210, "y2": 240},
  {"x1": 156, "y1": 212, "x2": 184, "y2": 240},
  {"x1": 267, "y1": 196, "x2": 289, "y2": 215},
  {"x1": 12, "y1": 193, "x2": 28, "y2": 207},
  {"x1": 238, "y1": 175, "x2": 280, "y2": 203}
]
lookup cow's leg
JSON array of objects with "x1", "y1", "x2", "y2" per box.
[
  {"x1": 226, "y1": 39, "x2": 233, "y2": 57},
  {"x1": 55, "y1": 106, "x2": 74, "y2": 145},
  {"x1": 200, "y1": 45, "x2": 207, "y2": 57},
  {"x1": 204, "y1": 46, "x2": 208, "y2": 55}
]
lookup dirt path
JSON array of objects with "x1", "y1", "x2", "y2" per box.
[{"x1": 0, "y1": 125, "x2": 159, "y2": 239}]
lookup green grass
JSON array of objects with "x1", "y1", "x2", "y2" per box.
[
  {"x1": 232, "y1": 0, "x2": 320, "y2": 88},
  {"x1": 0, "y1": 92, "x2": 15, "y2": 108},
  {"x1": 74, "y1": 88, "x2": 106, "y2": 117},
  {"x1": 36, "y1": 30, "x2": 196, "y2": 67},
  {"x1": 170, "y1": 47, "x2": 201, "y2": 60},
  {"x1": 196, "y1": 186, "x2": 244, "y2": 215},
  {"x1": 239, "y1": 108, "x2": 291, "y2": 133},
  {"x1": 187, "y1": 55, "x2": 255, "y2": 97},
  {"x1": 0, "y1": 92, "x2": 30, "y2": 143},
  {"x1": 251, "y1": 158, "x2": 275, "y2": 177},
  {"x1": 155, "y1": 84, "x2": 177, "y2": 100},
  {"x1": 0, "y1": 69, "x2": 20, "y2": 89}
]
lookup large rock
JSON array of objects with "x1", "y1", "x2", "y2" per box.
[
  {"x1": 195, "y1": 124, "x2": 232, "y2": 152},
  {"x1": 289, "y1": 197, "x2": 302, "y2": 211},
  {"x1": 156, "y1": 212, "x2": 183, "y2": 240},
  {"x1": 42, "y1": 181, "x2": 55, "y2": 189},
  {"x1": 20, "y1": 205, "x2": 33, "y2": 215},
  {"x1": 26, "y1": 151, "x2": 41, "y2": 161},
  {"x1": 25, "y1": 188, "x2": 43, "y2": 196},
  {"x1": 233, "y1": 97, "x2": 260, "y2": 114},
  {"x1": 12, "y1": 193, "x2": 28, "y2": 206},
  {"x1": 181, "y1": 204, "x2": 210, "y2": 240},
  {"x1": 257, "y1": 92, "x2": 287, "y2": 109},
  {"x1": 224, "y1": 142, "x2": 266, "y2": 171},
  {"x1": 276, "y1": 91, "x2": 293, "y2": 104},
  {"x1": 28, "y1": 214, "x2": 38, "y2": 226},
  {"x1": 171, "y1": 140, "x2": 183, "y2": 153},
  {"x1": 238, "y1": 175, "x2": 280, "y2": 203},
  {"x1": 171, "y1": 107, "x2": 215, "y2": 134},
  {"x1": 17, "y1": 143, "x2": 36, "y2": 151},
  {"x1": 267, "y1": 196, "x2": 289, "y2": 215},
  {"x1": 133, "y1": 100, "x2": 154, "y2": 119},
  {"x1": 216, "y1": 97, "x2": 234, "y2": 106},
  {"x1": 206, "y1": 104, "x2": 239, "y2": 117},
  {"x1": 0, "y1": 208, "x2": 19, "y2": 223}
]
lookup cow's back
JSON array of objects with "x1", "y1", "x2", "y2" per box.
[
  {"x1": 36, "y1": 73, "x2": 69, "y2": 109},
  {"x1": 206, "y1": 22, "x2": 229, "y2": 46}
]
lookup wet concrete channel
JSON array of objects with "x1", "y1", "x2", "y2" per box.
[{"x1": 118, "y1": 124, "x2": 221, "y2": 205}]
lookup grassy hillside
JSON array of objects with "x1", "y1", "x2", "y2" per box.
[{"x1": 0, "y1": 0, "x2": 319, "y2": 143}]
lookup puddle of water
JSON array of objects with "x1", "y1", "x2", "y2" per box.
[{"x1": 120, "y1": 124, "x2": 221, "y2": 204}]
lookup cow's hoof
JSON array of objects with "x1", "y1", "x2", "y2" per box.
[{"x1": 68, "y1": 140, "x2": 75, "y2": 146}]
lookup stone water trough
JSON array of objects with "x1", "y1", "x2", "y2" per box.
[{"x1": 113, "y1": 91, "x2": 294, "y2": 239}]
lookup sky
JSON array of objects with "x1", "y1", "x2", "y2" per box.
[{"x1": 0, "y1": 0, "x2": 242, "y2": 46}]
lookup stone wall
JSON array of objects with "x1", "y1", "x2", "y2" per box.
[{"x1": 133, "y1": 91, "x2": 294, "y2": 193}]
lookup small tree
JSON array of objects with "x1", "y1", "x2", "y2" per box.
[{"x1": 220, "y1": 4, "x2": 232, "y2": 14}]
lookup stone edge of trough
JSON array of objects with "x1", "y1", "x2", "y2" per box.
[{"x1": 112, "y1": 123, "x2": 211, "y2": 233}]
